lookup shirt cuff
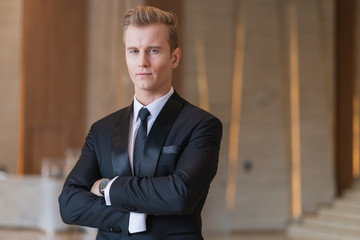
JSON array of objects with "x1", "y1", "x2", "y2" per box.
[
  {"x1": 129, "y1": 212, "x2": 147, "y2": 233},
  {"x1": 104, "y1": 176, "x2": 118, "y2": 206}
]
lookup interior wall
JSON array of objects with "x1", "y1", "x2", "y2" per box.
[
  {"x1": 20, "y1": 0, "x2": 88, "y2": 174},
  {"x1": 183, "y1": 0, "x2": 236, "y2": 231},
  {"x1": 0, "y1": 0, "x2": 22, "y2": 174},
  {"x1": 298, "y1": 0, "x2": 335, "y2": 212},
  {"x1": 86, "y1": 0, "x2": 141, "y2": 128},
  {"x1": 183, "y1": 0, "x2": 335, "y2": 231},
  {"x1": 334, "y1": 0, "x2": 358, "y2": 195}
]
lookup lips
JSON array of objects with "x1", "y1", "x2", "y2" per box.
[{"x1": 136, "y1": 73, "x2": 152, "y2": 77}]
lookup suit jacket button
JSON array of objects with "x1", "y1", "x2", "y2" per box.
[{"x1": 109, "y1": 227, "x2": 114, "y2": 232}]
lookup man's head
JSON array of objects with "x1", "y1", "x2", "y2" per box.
[
  {"x1": 123, "y1": 6, "x2": 181, "y2": 104},
  {"x1": 123, "y1": 6, "x2": 178, "y2": 53}
]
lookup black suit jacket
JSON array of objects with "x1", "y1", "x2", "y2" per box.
[{"x1": 58, "y1": 92, "x2": 223, "y2": 240}]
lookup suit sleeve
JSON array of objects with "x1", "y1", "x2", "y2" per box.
[
  {"x1": 109, "y1": 116, "x2": 223, "y2": 215},
  {"x1": 58, "y1": 125, "x2": 129, "y2": 233}
]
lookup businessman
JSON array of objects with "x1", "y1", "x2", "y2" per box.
[{"x1": 59, "y1": 6, "x2": 222, "y2": 240}]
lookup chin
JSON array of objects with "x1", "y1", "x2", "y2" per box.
[{"x1": 135, "y1": 85, "x2": 156, "y2": 92}]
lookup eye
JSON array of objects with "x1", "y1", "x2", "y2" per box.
[
  {"x1": 129, "y1": 49, "x2": 139, "y2": 54},
  {"x1": 148, "y1": 49, "x2": 159, "y2": 54}
]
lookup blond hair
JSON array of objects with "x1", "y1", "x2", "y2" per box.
[{"x1": 123, "y1": 6, "x2": 179, "y2": 52}]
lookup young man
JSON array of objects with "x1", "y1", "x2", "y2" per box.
[{"x1": 59, "y1": 6, "x2": 222, "y2": 240}]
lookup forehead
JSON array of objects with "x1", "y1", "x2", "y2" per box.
[{"x1": 124, "y1": 24, "x2": 170, "y2": 48}]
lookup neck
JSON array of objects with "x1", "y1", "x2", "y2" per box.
[{"x1": 135, "y1": 87, "x2": 171, "y2": 106}]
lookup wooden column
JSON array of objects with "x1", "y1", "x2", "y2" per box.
[
  {"x1": 19, "y1": 0, "x2": 88, "y2": 174},
  {"x1": 335, "y1": 0, "x2": 358, "y2": 195}
]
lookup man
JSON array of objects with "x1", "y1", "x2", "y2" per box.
[{"x1": 59, "y1": 6, "x2": 222, "y2": 240}]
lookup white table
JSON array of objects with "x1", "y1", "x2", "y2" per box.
[{"x1": 0, "y1": 175, "x2": 70, "y2": 233}]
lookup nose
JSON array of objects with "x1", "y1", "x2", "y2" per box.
[{"x1": 138, "y1": 53, "x2": 149, "y2": 68}]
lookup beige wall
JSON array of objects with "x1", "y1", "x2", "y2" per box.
[
  {"x1": 183, "y1": 0, "x2": 335, "y2": 231},
  {"x1": 183, "y1": 0, "x2": 290, "y2": 230},
  {"x1": 86, "y1": 0, "x2": 141, "y2": 128},
  {"x1": 298, "y1": 0, "x2": 335, "y2": 212},
  {"x1": 183, "y1": 0, "x2": 236, "y2": 231},
  {"x1": 0, "y1": 0, "x2": 22, "y2": 174}
]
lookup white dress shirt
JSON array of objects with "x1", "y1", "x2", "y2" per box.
[{"x1": 104, "y1": 87, "x2": 174, "y2": 233}]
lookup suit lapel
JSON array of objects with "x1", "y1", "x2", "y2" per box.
[
  {"x1": 139, "y1": 92, "x2": 185, "y2": 177},
  {"x1": 111, "y1": 105, "x2": 132, "y2": 176}
]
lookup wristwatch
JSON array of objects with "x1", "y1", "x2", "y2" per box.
[{"x1": 99, "y1": 178, "x2": 110, "y2": 195}]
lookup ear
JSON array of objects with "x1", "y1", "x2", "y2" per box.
[{"x1": 171, "y1": 48, "x2": 181, "y2": 69}]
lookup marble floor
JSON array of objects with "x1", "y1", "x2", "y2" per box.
[{"x1": 0, "y1": 228, "x2": 290, "y2": 240}]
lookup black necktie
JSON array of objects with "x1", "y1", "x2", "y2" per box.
[{"x1": 133, "y1": 108, "x2": 150, "y2": 176}]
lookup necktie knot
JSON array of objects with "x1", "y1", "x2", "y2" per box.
[{"x1": 138, "y1": 108, "x2": 150, "y2": 122}]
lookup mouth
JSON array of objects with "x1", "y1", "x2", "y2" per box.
[{"x1": 136, "y1": 73, "x2": 152, "y2": 76}]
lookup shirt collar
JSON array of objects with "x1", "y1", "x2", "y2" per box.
[{"x1": 133, "y1": 87, "x2": 174, "y2": 121}]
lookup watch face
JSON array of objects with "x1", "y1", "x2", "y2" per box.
[{"x1": 99, "y1": 178, "x2": 110, "y2": 194}]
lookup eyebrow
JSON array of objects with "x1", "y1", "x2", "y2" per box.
[
  {"x1": 126, "y1": 46, "x2": 162, "y2": 50},
  {"x1": 148, "y1": 46, "x2": 162, "y2": 49},
  {"x1": 126, "y1": 46, "x2": 137, "y2": 51}
]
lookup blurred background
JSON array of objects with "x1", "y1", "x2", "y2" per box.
[{"x1": 0, "y1": 0, "x2": 360, "y2": 239}]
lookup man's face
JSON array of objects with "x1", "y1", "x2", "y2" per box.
[{"x1": 124, "y1": 24, "x2": 180, "y2": 99}]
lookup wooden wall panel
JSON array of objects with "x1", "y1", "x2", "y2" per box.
[
  {"x1": 20, "y1": 0, "x2": 88, "y2": 174},
  {"x1": 0, "y1": 0, "x2": 22, "y2": 174},
  {"x1": 335, "y1": 0, "x2": 358, "y2": 195}
]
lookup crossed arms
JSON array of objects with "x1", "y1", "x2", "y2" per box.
[{"x1": 58, "y1": 115, "x2": 222, "y2": 230}]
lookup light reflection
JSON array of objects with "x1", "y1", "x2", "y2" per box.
[
  {"x1": 353, "y1": 94, "x2": 359, "y2": 178},
  {"x1": 289, "y1": 0, "x2": 302, "y2": 219},
  {"x1": 17, "y1": 47, "x2": 26, "y2": 175},
  {"x1": 194, "y1": 17, "x2": 210, "y2": 112},
  {"x1": 226, "y1": 1, "x2": 246, "y2": 211}
]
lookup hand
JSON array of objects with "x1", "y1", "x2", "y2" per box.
[{"x1": 91, "y1": 179, "x2": 104, "y2": 196}]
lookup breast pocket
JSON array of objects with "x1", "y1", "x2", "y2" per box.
[
  {"x1": 162, "y1": 144, "x2": 184, "y2": 154},
  {"x1": 155, "y1": 144, "x2": 185, "y2": 176}
]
